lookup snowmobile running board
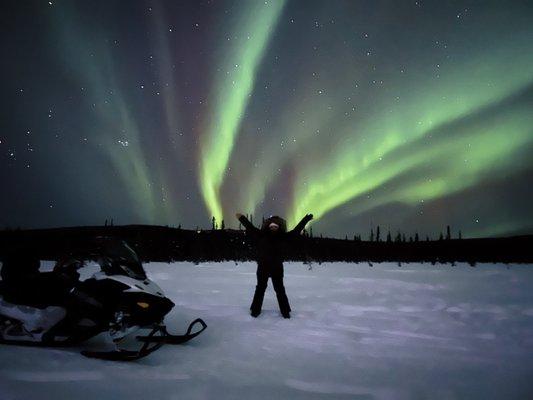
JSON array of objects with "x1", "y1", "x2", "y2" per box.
[{"x1": 136, "y1": 318, "x2": 207, "y2": 345}]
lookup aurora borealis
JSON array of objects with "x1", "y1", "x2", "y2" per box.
[
  {"x1": 199, "y1": 0, "x2": 286, "y2": 223},
  {"x1": 1, "y1": 0, "x2": 533, "y2": 238}
]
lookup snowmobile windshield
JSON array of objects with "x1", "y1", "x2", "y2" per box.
[{"x1": 98, "y1": 240, "x2": 147, "y2": 280}]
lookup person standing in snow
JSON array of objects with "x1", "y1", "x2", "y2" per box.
[{"x1": 235, "y1": 212, "x2": 313, "y2": 319}]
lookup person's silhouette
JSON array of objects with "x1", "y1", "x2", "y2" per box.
[{"x1": 235, "y1": 213, "x2": 313, "y2": 318}]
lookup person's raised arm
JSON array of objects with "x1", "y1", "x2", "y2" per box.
[
  {"x1": 289, "y1": 214, "x2": 313, "y2": 235},
  {"x1": 236, "y1": 213, "x2": 259, "y2": 232}
]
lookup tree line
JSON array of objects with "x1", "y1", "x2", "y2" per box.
[{"x1": 208, "y1": 215, "x2": 463, "y2": 243}]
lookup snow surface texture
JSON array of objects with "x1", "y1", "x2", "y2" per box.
[{"x1": 1, "y1": 261, "x2": 533, "y2": 400}]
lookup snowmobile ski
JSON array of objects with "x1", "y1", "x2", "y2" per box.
[{"x1": 136, "y1": 318, "x2": 207, "y2": 345}]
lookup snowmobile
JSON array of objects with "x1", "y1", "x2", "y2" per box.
[{"x1": 0, "y1": 239, "x2": 207, "y2": 361}]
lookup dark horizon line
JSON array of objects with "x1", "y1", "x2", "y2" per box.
[{"x1": 1, "y1": 223, "x2": 532, "y2": 242}]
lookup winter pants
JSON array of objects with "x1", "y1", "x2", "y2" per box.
[{"x1": 250, "y1": 263, "x2": 291, "y2": 315}]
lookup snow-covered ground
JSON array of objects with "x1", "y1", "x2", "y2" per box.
[{"x1": 1, "y1": 261, "x2": 533, "y2": 400}]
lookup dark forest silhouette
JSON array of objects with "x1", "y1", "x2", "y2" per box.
[{"x1": 0, "y1": 216, "x2": 531, "y2": 265}]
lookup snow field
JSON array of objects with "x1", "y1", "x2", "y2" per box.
[{"x1": 1, "y1": 261, "x2": 533, "y2": 400}]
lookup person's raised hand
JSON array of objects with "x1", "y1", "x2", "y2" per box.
[
  {"x1": 306, "y1": 213, "x2": 314, "y2": 220},
  {"x1": 235, "y1": 213, "x2": 243, "y2": 220}
]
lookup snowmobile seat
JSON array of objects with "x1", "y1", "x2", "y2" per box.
[{"x1": 1, "y1": 272, "x2": 72, "y2": 309}]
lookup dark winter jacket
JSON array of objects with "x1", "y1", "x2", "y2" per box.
[{"x1": 239, "y1": 214, "x2": 312, "y2": 266}]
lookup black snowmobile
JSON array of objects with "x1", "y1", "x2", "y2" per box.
[{"x1": 0, "y1": 239, "x2": 207, "y2": 361}]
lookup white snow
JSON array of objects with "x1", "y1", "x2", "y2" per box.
[{"x1": 1, "y1": 261, "x2": 533, "y2": 399}]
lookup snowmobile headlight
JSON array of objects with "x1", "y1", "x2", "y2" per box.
[{"x1": 137, "y1": 302, "x2": 150, "y2": 309}]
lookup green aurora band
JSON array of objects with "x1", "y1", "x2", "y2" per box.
[
  {"x1": 53, "y1": 7, "x2": 174, "y2": 223},
  {"x1": 283, "y1": 43, "x2": 533, "y2": 228},
  {"x1": 199, "y1": 0, "x2": 286, "y2": 222}
]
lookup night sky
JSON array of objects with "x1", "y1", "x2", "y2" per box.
[{"x1": 1, "y1": 0, "x2": 532, "y2": 238}]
